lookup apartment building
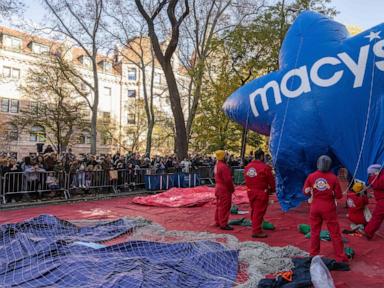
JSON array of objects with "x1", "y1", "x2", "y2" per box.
[{"x1": 0, "y1": 26, "x2": 189, "y2": 159}]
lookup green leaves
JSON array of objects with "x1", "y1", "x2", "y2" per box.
[{"x1": 189, "y1": 0, "x2": 336, "y2": 154}]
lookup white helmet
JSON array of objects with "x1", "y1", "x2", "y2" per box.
[{"x1": 367, "y1": 164, "x2": 381, "y2": 175}]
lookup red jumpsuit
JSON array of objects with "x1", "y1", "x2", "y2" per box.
[
  {"x1": 346, "y1": 191, "x2": 368, "y2": 225},
  {"x1": 214, "y1": 161, "x2": 235, "y2": 227},
  {"x1": 303, "y1": 171, "x2": 348, "y2": 262},
  {"x1": 244, "y1": 160, "x2": 275, "y2": 234},
  {"x1": 364, "y1": 172, "x2": 384, "y2": 238}
]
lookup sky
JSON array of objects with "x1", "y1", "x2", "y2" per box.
[
  {"x1": 12, "y1": 0, "x2": 384, "y2": 31},
  {"x1": 332, "y1": 0, "x2": 383, "y2": 29}
]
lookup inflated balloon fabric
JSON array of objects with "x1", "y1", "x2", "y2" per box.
[{"x1": 223, "y1": 11, "x2": 384, "y2": 211}]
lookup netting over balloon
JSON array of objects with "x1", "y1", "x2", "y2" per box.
[{"x1": 0, "y1": 215, "x2": 307, "y2": 287}]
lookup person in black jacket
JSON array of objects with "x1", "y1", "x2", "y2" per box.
[{"x1": 43, "y1": 145, "x2": 54, "y2": 154}]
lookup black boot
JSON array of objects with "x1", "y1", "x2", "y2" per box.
[{"x1": 220, "y1": 225, "x2": 234, "y2": 231}]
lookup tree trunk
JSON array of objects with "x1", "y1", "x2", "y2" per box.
[
  {"x1": 186, "y1": 58, "x2": 206, "y2": 142},
  {"x1": 135, "y1": 0, "x2": 189, "y2": 160},
  {"x1": 56, "y1": 137, "x2": 61, "y2": 154},
  {"x1": 146, "y1": 121, "x2": 154, "y2": 156},
  {"x1": 90, "y1": 104, "x2": 98, "y2": 154},
  {"x1": 62, "y1": 126, "x2": 73, "y2": 154},
  {"x1": 240, "y1": 128, "x2": 248, "y2": 162},
  {"x1": 142, "y1": 57, "x2": 155, "y2": 157},
  {"x1": 186, "y1": 78, "x2": 202, "y2": 142},
  {"x1": 90, "y1": 60, "x2": 99, "y2": 155},
  {"x1": 163, "y1": 62, "x2": 188, "y2": 160}
]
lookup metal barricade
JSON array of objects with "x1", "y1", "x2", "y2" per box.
[
  {"x1": 68, "y1": 170, "x2": 118, "y2": 195},
  {"x1": 115, "y1": 169, "x2": 134, "y2": 193},
  {"x1": 196, "y1": 166, "x2": 214, "y2": 185},
  {"x1": 230, "y1": 166, "x2": 243, "y2": 174},
  {"x1": 2, "y1": 171, "x2": 69, "y2": 204},
  {"x1": 0, "y1": 175, "x2": 2, "y2": 206},
  {"x1": 132, "y1": 168, "x2": 146, "y2": 189},
  {"x1": 0, "y1": 166, "x2": 221, "y2": 205}
]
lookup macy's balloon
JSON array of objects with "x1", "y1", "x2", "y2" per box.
[{"x1": 223, "y1": 11, "x2": 384, "y2": 211}]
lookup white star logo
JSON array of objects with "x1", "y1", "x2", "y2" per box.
[{"x1": 365, "y1": 31, "x2": 381, "y2": 42}]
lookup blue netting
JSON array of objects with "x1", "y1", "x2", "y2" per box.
[{"x1": 0, "y1": 215, "x2": 239, "y2": 287}]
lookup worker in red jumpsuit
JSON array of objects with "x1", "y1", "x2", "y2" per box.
[
  {"x1": 363, "y1": 164, "x2": 384, "y2": 239},
  {"x1": 244, "y1": 150, "x2": 275, "y2": 238},
  {"x1": 214, "y1": 150, "x2": 235, "y2": 230},
  {"x1": 303, "y1": 155, "x2": 348, "y2": 262},
  {"x1": 346, "y1": 181, "x2": 369, "y2": 226}
]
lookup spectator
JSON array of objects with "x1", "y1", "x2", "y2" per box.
[
  {"x1": 0, "y1": 148, "x2": 265, "y2": 203},
  {"x1": 43, "y1": 145, "x2": 54, "y2": 154},
  {"x1": 180, "y1": 158, "x2": 192, "y2": 173}
]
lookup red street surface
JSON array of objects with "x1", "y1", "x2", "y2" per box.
[{"x1": 1, "y1": 192, "x2": 383, "y2": 288}]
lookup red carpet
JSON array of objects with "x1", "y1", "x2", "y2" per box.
[{"x1": 1, "y1": 192, "x2": 383, "y2": 287}]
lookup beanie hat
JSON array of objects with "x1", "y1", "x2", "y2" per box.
[
  {"x1": 352, "y1": 181, "x2": 364, "y2": 193},
  {"x1": 215, "y1": 150, "x2": 225, "y2": 161}
]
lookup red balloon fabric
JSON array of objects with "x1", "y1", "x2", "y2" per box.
[{"x1": 132, "y1": 186, "x2": 249, "y2": 207}]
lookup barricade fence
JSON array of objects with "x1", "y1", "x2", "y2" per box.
[
  {"x1": 0, "y1": 167, "x2": 217, "y2": 205},
  {"x1": 67, "y1": 170, "x2": 118, "y2": 196},
  {"x1": 1, "y1": 171, "x2": 69, "y2": 204}
]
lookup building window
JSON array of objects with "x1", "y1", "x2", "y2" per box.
[
  {"x1": 30, "y1": 101, "x2": 43, "y2": 115},
  {"x1": 127, "y1": 113, "x2": 136, "y2": 124},
  {"x1": 10, "y1": 99, "x2": 19, "y2": 113},
  {"x1": 127, "y1": 68, "x2": 137, "y2": 81},
  {"x1": 30, "y1": 126, "x2": 45, "y2": 142},
  {"x1": 30, "y1": 101, "x2": 38, "y2": 112},
  {"x1": 0, "y1": 97, "x2": 19, "y2": 113},
  {"x1": 105, "y1": 62, "x2": 112, "y2": 72},
  {"x1": 79, "y1": 131, "x2": 91, "y2": 144},
  {"x1": 3, "y1": 66, "x2": 11, "y2": 78},
  {"x1": 31, "y1": 42, "x2": 49, "y2": 54},
  {"x1": 100, "y1": 61, "x2": 112, "y2": 73},
  {"x1": 3, "y1": 35, "x2": 22, "y2": 50},
  {"x1": 1, "y1": 98, "x2": 9, "y2": 112},
  {"x1": 12, "y1": 68, "x2": 20, "y2": 79},
  {"x1": 2, "y1": 67, "x2": 20, "y2": 79},
  {"x1": 154, "y1": 72, "x2": 161, "y2": 84},
  {"x1": 101, "y1": 111, "x2": 111, "y2": 123},
  {"x1": 104, "y1": 87, "x2": 112, "y2": 97},
  {"x1": 128, "y1": 90, "x2": 136, "y2": 98},
  {"x1": 80, "y1": 56, "x2": 92, "y2": 68},
  {"x1": 8, "y1": 125, "x2": 18, "y2": 141}
]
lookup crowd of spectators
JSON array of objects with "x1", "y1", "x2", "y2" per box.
[
  {"x1": 0, "y1": 145, "x2": 271, "y2": 203},
  {"x1": 0, "y1": 145, "x2": 255, "y2": 177}
]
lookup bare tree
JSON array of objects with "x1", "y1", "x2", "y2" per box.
[
  {"x1": 0, "y1": 0, "x2": 23, "y2": 18},
  {"x1": 135, "y1": 0, "x2": 189, "y2": 160},
  {"x1": 104, "y1": 1, "x2": 157, "y2": 156},
  {"x1": 180, "y1": 0, "x2": 267, "y2": 143},
  {"x1": 42, "y1": 0, "x2": 105, "y2": 154},
  {"x1": 12, "y1": 55, "x2": 88, "y2": 153},
  {"x1": 181, "y1": 0, "x2": 231, "y2": 142},
  {"x1": 124, "y1": 99, "x2": 148, "y2": 152}
]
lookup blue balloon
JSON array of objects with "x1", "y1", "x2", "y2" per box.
[{"x1": 223, "y1": 11, "x2": 384, "y2": 211}]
